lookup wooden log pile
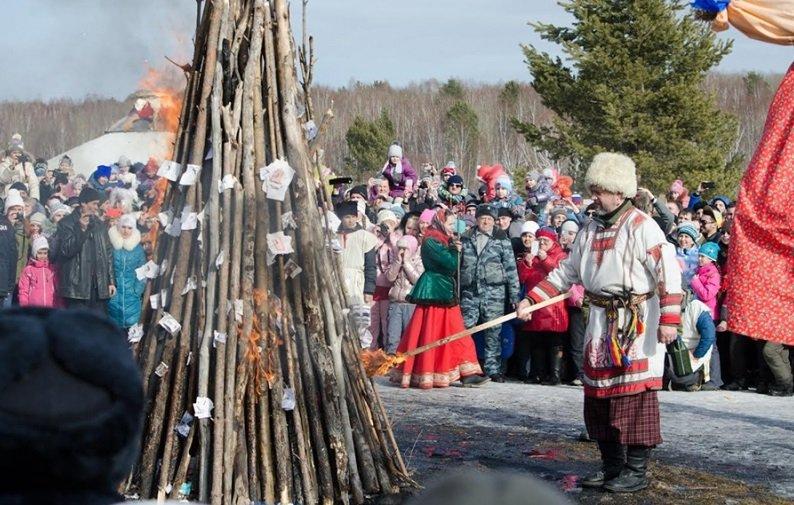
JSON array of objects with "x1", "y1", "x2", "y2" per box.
[{"x1": 127, "y1": 1, "x2": 411, "y2": 503}]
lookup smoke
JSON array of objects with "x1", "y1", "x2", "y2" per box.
[{"x1": 0, "y1": 0, "x2": 196, "y2": 101}]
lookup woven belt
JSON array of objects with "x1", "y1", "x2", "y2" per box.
[{"x1": 586, "y1": 291, "x2": 651, "y2": 368}]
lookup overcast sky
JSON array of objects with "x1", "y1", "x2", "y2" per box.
[{"x1": 1, "y1": 0, "x2": 791, "y2": 100}]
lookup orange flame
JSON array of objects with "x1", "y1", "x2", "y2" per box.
[
  {"x1": 137, "y1": 66, "x2": 185, "y2": 135},
  {"x1": 360, "y1": 349, "x2": 406, "y2": 377}
]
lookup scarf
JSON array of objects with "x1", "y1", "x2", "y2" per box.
[
  {"x1": 594, "y1": 199, "x2": 633, "y2": 228},
  {"x1": 422, "y1": 209, "x2": 451, "y2": 246}
]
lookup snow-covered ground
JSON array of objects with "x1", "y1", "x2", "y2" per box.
[{"x1": 376, "y1": 378, "x2": 794, "y2": 502}]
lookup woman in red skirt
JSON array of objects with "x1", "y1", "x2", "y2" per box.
[{"x1": 390, "y1": 208, "x2": 490, "y2": 389}]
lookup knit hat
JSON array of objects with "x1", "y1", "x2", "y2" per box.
[
  {"x1": 447, "y1": 175, "x2": 464, "y2": 186},
  {"x1": 78, "y1": 187, "x2": 101, "y2": 204},
  {"x1": 699, "y1": 242, "x2": 719, "y2": 262},
  {"x1": 521, "y1": 220, "x2": 539, "y2": 236},
  {"x1": 584, "y1": 152, "x2": 637, "y2": 197},
  {"x1": 387, "y1": 143, "x2": 403, "y2": 158},
  {"x1": 441, "y1": 162, "x2": 457, "y2": 177},
  {"x1": 10, "y1": 181, "x2": 27, "y2": 193},
  {"x1": 396, "y1": 235, "x2": 419, "y2": 256},
  {"x1": 4, "y1": 189, "x2": 24, "y2": 210},
  {"x1": 7, "y1": 143, "x2": 23, "y2": 154},
  {"x1": 117, "y1": 155, "x2": 131, "y2": 168},
  {"x1": 105, "y1": 207, "x2": 123, "y2": 219},
  {"x1": 334, "y1": 201, "x2": 358, "y2": 219},
  {"x1": 0, "y1": 307, "x2": 143, "y2": 496},
  {"x1": 59, "y1": 155, "x2": 73, "y2": 167},
  {"x1": 348, "y1": 184, "x2": 368, "y2": 201},
  {"x1": 497, "y1": 207, "x2": 513, "y2": 218},
  {"x1": 28, "y1": 212, "x2": 47, "y2": 227},
  {"x1": 560, "y1": 219, "x2": 579, "y2": 234},
  {"x1": 494, "y1": 175, "x2": 512, "y2": 193},
  {"x1": 465, "y1": 201, "x2": 478, "y2": 210},
  {"x1": 49, "y1": 202, "x2": 71, "y2": 218},
  {"x1": 419, "y1": 208, "x2": 436, "y2": 223},
  {"x1": 550, "y1": 207, "x2": 568, "y2": 221},
  {"x1": 676, "y1": 223, "x2": 699, "y2": 242},
  {"x1": 94, "y1": 165, "x2": 112, "y2": 180},
  {"x1": 536, "y1": 226, "x2": 558, "y2": 242},
  {"x1": 670, "y1": 179, "x2": 685, "y2": 195},
  {"x1": 525, "y1": 171, "x2": 542, "y2": 183},
  {"x1": 475, "y1": 204, "x2": 497, "y2": 219},
  {"x1": 377, "y1": 209, "x2": 398, "y2": 225},
  {"x1": 31, "y1": 235, "x2": 49, "y2": 257},
  {"x1": 118, "y1": 214, "x2": 137, "y2": 230}
]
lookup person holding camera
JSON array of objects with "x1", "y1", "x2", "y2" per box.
[
  {"x1": 0, "y1": 189, "x2": 24, "y2": 307},
  {"x1": 0, "y1": 144, "x2": 40, "y2": 202},
  {"x1": 54, "y1": 187, "x2": 116, "y2": 313}
]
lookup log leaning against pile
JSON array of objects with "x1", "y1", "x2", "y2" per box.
[{"x1": 127, "y1": 1, "x2": 411, "y2": 503}]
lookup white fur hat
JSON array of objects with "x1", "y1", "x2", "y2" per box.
[
  {"x1": 387, "y1": 143, "x2": 403, "y2": 158},
  {"x1": 584, "y1": 152, "x2": 637, "y2": 197},
  {"x1": 4, "y1": 189, "x2": 24, "y2": 211},
  {"x1": 521, "y1": 220, "x2": 540, "y2": 236}
]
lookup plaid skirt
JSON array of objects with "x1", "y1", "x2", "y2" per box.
[{"x1": 584, "y1": 391, "x2": 662, "y2": 446}]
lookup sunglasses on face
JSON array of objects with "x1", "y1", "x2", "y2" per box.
[{"x1": 450, "y1": 183, "x2": 462, "y2": 188}]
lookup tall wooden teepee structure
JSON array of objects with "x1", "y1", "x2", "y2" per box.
[{"x1": 127, "y1": 1, "x2": 411, "y2": 503}]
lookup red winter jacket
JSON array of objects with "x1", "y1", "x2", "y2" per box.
[{"x1": 518, "y1": 244, "x2": 569, "y2": 333}]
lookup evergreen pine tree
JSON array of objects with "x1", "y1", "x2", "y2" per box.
[
  {"x1": 344, "y1": 109, "x2": 395, "y2": 180},
  {"x1": 512, "y1": 0, "x2": 740, "y2": 193}
]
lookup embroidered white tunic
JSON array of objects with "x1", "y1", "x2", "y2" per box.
[{"x1": 528, "y1": 207, "x2": 683, "y2": 398}]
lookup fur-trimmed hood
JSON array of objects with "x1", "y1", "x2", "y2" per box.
[{"x1": 108, "y1": 226, "x2": 141, "y2": 251}]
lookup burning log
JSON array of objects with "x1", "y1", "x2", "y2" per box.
[
  {"x1": 127, "y1": 1, "x2": 412, "y2": 503},
  {"x1": 361, "y1": 293, "x2": 573, "y2": 378}
]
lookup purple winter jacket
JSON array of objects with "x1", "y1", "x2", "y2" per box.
[{"x1": 381, "y1": 157, "x2": 418, "y2": 198}]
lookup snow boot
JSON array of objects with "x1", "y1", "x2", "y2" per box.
[
  {"x1": 603, "y1": 445, "x2": 651, "y2": 493},
  {"x1": 542, "y1": 347, "x2": 563, "y2": 385},
  {"x1": 581, "y1": 441, "x2": 625, "y2": 488}
]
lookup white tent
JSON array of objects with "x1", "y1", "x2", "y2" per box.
[
  {"x1": 48, "y1": 91, "x2": 177, "y2": 177},
  {"x1": 48, "y1": 131, "x2": 174, "y2": 177}
]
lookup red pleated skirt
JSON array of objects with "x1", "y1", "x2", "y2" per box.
[{"x1": 390, "y1": 304, "x2": 483, "y2": 389}]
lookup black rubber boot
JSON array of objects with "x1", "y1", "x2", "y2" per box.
[
  {"x1": 526, "y1": 347, "x2": 546, "y2": 384},
  {"x1": 581, "y1": 441, "x2": 625, "y2": 488},
  {"x1": 542, "y1": 347, "x2": 563, "y2": 385},
  {"x1": 603, "y1": 445, "x2": 651, "y2": 493}
]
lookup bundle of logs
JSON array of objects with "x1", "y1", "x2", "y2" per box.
[{"x1": 127, "y1": 0, "x2": 411, "y2": 503}]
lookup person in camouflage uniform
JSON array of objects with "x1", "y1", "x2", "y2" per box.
[{"x1": 460, "y1": 204, "x2": 520, "y2": 382}]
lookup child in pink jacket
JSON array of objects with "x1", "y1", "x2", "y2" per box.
[
  {"x1": 18, "y1": 235, "x2": 59, "y2": 308},
  {"x1": 690, "y1": 242, "x2": 721, "y2": 318}
]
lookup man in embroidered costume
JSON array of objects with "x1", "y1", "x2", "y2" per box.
[{"x1": 517, "y1": 153, "x2": 682, "y2": 493}]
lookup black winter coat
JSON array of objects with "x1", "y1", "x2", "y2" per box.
[
  {"x1": 55, "y1": 210, "x2": 115, "y2": 300},
  {"x1": 0, "y1": 215, "x2": 18, "y2": 297}
]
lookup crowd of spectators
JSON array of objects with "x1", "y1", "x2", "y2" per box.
[
  {"x1": 329, "y1": 142, "x2": 792, "y2": 396},
  {"x1": 0, "y1": 134, "x2": 790, "y2": 397}
]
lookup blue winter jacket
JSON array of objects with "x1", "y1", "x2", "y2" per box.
[{"x1": 108, "y1": 230, "x2": 147, "y2": 328}]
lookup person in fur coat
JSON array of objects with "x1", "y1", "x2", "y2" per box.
[{"x1": 108, "y1": 214, "x2": 147, "y2": 329}]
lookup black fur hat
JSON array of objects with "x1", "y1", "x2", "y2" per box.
[{"x1": 0, "y1": 307, "x2": 143, "y2": 500}]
